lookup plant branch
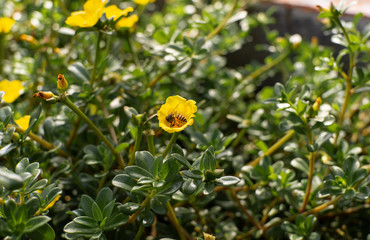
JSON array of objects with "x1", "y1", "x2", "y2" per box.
[
  {"x1": 62, "y1": 96, "x2": 125, "y2": 168},
  {"x1": 248, "y1": 130, "x2": 295, "y2": 166},
  {"x1": 166, "y1": 202, "x2": 187, "y2": 240},
  {"x1": 90, "y1": 31, "x2": 102, "y2": 90},
  {"x1": 162, "y1": 132, "x2": 180, "y2": 159},
  {"x1": 205, "y1": 0, "x2": 239, "y2": 41},
  {"x1": 11, "y1": 124, "x2": 72, "y2": 160}
]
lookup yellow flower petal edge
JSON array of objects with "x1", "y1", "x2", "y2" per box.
[
  {"x1": 134, "y1": 0, "x2": 155, "y2": 6},
  {"x1": 157, "y1": 95, "x2": 197, "y2": 133},
  {"x1": 0, "y1": 17, "x2": 15, "y2": 34},
  {"x1": 0, "y1": 80, "x2": 24, "y2": 103},
  {"x1": 104, "y1": 5, "x2": 134, "y2": 21},
  {"x1": 15, "y1": 115, "x2": 30, "y2": 130},
  {"x1": 116, "y1": 14, "x2": 139, "y2": 30}
]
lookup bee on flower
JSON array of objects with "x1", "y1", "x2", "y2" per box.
[{"x1": 157, "y1": 95, "x2": 197, "y2": 133}]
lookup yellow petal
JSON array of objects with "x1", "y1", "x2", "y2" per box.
[
  {"x1": 15, "y1": 115, "x2": 30, "y2": 130},
  {"x1": 134, "y1": 0, "x2": 155, "y2": 5},
  {"x1": 157, "y1": 95, "x2": 197, "y2": 133},
  {"x1": 0, "y1": 17, "x2": 15, "y2": 34},
  {"x1": 105, "y1": 5, "x2": 133, "y2": 21},
  {"x1": 116, "y1": 14, "x2": 139, "y2": 29},
  {"x1": 0, "y1": 80, "x2": 24, "y2": 103},
  {"x1": 43, "y1": 195, "x2": 61, "y2": 211},
  {"x1": 65, "y1": 0, "x2": 107, "y2": 28}
]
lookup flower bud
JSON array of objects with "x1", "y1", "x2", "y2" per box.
[
  {"x1": 57, "y1": 74, "x2": 68, "y2": 90},
  {"x1": 312, "y1": 97, "x2": 322, "y2": 111},
  {"x1": 33, "y1": 91, "x2": 55, "y2": 100}
]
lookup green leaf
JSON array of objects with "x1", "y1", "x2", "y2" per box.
[
  {"x1": 24, "y1": 216, "x2": 51, "y2": 233},
  {"x1": 119, "y1": 202, "x2": 141, "y2": 215},
  {"x1": 68, "y1": 62, "x2": 90, "y2": 83},
  {"x1": 73, "y1": 216, "x2": 98, "y2": 227},
  {"x1": 26, "y1": 223, "x2": 55, "y2": 240},
  {"x1": 112, "y1": 174, "x2": 137, "y2": 191},
  {"x1": 96, "y1": 187, "x2": 113, "y2": 210},
  {"x1": 344, "y1": 188, "x2": 356, "y2": 200},
  {"x1": 172, "y1": 153, "x2": 191, "y2": 169},
  {"x1": 91, "y1": 202, "x2": 103, "y2": 221},
  {"x1": 135, "y1": 151, "x2": 155, "y2": 173},
  {"x1": 0, "y1": 167, "x2": 24, "y2": 190},
  {"x1": 181, "y1": 178, "x2": 198, "y2": 195},
  {"x1": 215, "y1": 176, "x2": 240, "y2": 186},
  {"x1": 79, "y1": 195, "x2": 95, "y2": 218},
  {"x1": 181, "y1": 170, "x2": 203, "y2": 180},
  {"x1": 115, "y1": 143, "x2": 129, "y2": 153},
  {"x1": 254, "y1": 140, "x2": 269, "y2": 153},
  {"x1": 138, "y1": 209, "x2": 154, "y2": 227},
  {"x1": 64, "y1": 221, "x2": 101, "y2": 234},
  {"x1": 25, "y1": 179, "x2": 48, "y2": 194},
  {"x1": 150, "y1": 196, "x2": 169, "y2": 215},
  {"x1": 0, "y1": 143, "x2": 17, "y2": 157},
  {"x1": 291, "y1": 158, "x2": 309, "y2": 174},
  {"x1": 152, "y1": 156, "x2": 163, "y2": 178},
  {"x1": 104, "y1": 212, "x2": 128, "y2": 230},
  {"x1": 125, "y1": 165, "x2": 154, "y2": 179}
]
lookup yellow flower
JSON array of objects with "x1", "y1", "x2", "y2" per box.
[
  {"x1": 134, "y1": 0, "x2": 155, "y2": 5},
  {"x1": 0, "y1": 80, "x2": 24, "y2": 103},
  {"x1": 0, "y1": 17, "x2": 15, "y2": 34},
  {"x1": 65, "y1": 0, "x2": 108, "y2": 28},
  {"x1": 57, "y1": 74, "x2": 68, "y2": 90},
  {"x1": 157, "y1": 95, "x2": 197, "y2": 133},
  {"x1": 104, "y1": 5, "x2": 137, "y2": 29},
  {"x1": 203, "y1": 232, "x2": 216, "y2": 240},
  {"x1": 20, "y1": 34, "x2": 36, "y2": 44},
  {"x1": 116, "y1": 14, "x2": 139, "y2": 29},
  {"x1": 313, "y1": 97, "x2": 322, "y2": 111},
  {"x1": 43, "y1": 195, "x2": 61, "y2": 211},
  {"x1": 15, "y1": 115, "x2": 30, "y2": 130}
]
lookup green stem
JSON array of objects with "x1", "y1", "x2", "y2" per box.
[
  {"x1": 133, "y1": 225, "x2": 145, "y2": 240},
  {"x1": 62, "y1": 96, "x2": 125, "y2": 168},
  {"x1": 166, "y1": 202, "x2": 186, "y2": 240},
  {"x1": 90, "y1": 31, "x2": 102, "y2": 90},
  {"x1": 205, "y1": 0, "x2": 239, "y2": 41},
  {"x1": 248, "y1": 130, "x2": 295, "y2": 166},
  {"x1": 129, "y1": 125, "x2": 144, "y2": 166},
  {"x1": 147, "y1": 134, "x2": 155, "y2": 155},
  {"x1": 299, "y1": 117, "x2": 315, "y2": 212},
  {"x1": 162, "y1": 132, "x2": 180, "y2": 159}
]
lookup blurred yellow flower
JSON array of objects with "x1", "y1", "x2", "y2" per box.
[
  {"x1": 134, "y1": 0, "x2": 155, "y2": 5},
  {"x1": 0, "y1": 80, "x2": 24, "y2": 103},
  {"x1": 157, "y1": 95, "x2": 197, "y2": 133},
  {"x1": 20, "y1": 34, "x2": 36, "y2": 44},
  {"x1": 0, "y1": 17, "x2": 15, "y2": 34},
  {"x1": 65, "y1": 0, "x2": 108, "y2": 28},
  {"x1": 15, "y1": 115, "x2": 30, "y2": 130},
  {"x1": 104, "y1": 5, "x2": 138, "y2": 29},
  {"x1": 116, "y1": 14, "x2": 139, "y2": 29},
  {"x1": 43, "y1": 195, "x2": 61, "y2": 211}
]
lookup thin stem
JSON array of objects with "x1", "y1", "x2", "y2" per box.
[
  {"x1": 146, "y1": 134, "x2": 155, "y2": 155},
  {"x1": 127, "y1": 192, "x2": 153, "y2": 224},
  {"x1": 299, "y1": 117, "x2": 315, "y2": 212},
  {"x1": 97, "y1": 95, "x2": 118, "y2": 145},
  {"x1": 205, "y1": 0, "x2": 239, "y2": 41},
  {"x1": 248, "y1": 130, "x2": 295, "y2": 166},
  {"x1": 62, "y1": 96, "x2": 125, "y2": 168},
  {"x1": 162, "y1": 132, "x2": 180, "y2": 159},
  {"x1": 230, "y1": 188, "x2": 262, "y2": 230},
  {"x1": 133, "y1": 225, "x2": 145, "y2": 240},
  {"x1": 66, "y1": 115, "x2": 81, "y2": 148},
  {"x1": 11, "y1": 124, "x2": 72, "y2": 160},
  {"x1": 148, "y1": 70, "x2": 168, "y2": 89},
  {"x1": 90, "y1": 31, "x2": 102, "y2": 90},
  {"x1": 129, "y1": 125, "x2": 144, "y2": 166},
  {"x1": 166, "y1": 202, "x2": 187, "y2": 240}
]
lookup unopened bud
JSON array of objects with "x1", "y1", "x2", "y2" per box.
[
  {"x1": 313, "y1": 97, "x2": 322, "y2": 111},
  {"x1": 57, "y1": 74, "x2": 68, "y2": 90},
  {"x1": 203, "y1": 233, "x2": 216, "y2": 240},
  {"x1": 33, "y1": 91, "x2": 55, "y2": 100}
]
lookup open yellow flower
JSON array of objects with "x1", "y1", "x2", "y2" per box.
[
  {"x1": 104, "y1": 5, "x2": 138, "y2": 29},
  {"x1": 15, "y1": 115, "x2": 30, "y2": 130},
  {"x1": 65, "y1": 0, "x2": 108, "y2": 28},
  {"x1": 134, "y1": 0, "x2": 155, "y2": 6},
  {"x1": 157, "y1": 95, "x2": 197, "y2": 133},
  {"x1": 0, "y1": 17, "x2": 15, "y2": 34},
  {"x1": 0, "y1": 80, "x2": 24, "y2": 103}
]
